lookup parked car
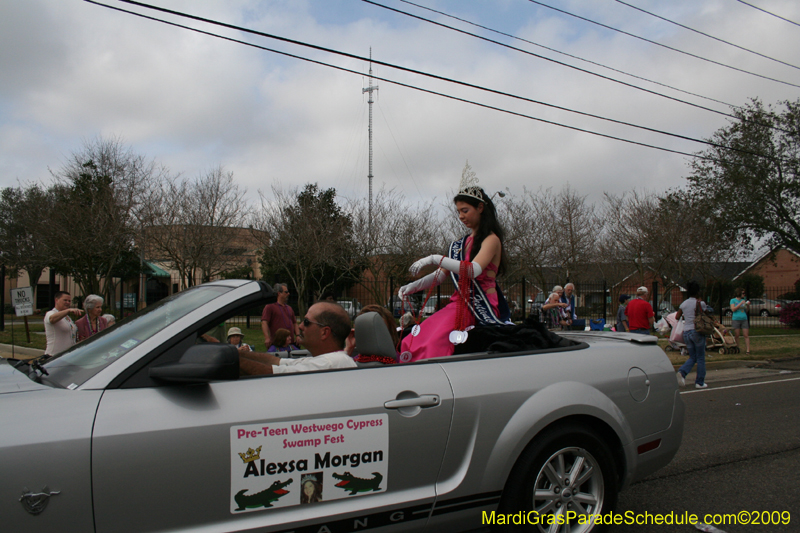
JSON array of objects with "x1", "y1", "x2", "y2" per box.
[
  {"x1": 421, "y1": 295, "x2": 447, "y2": 317},
  {"x1": 2, "y1": 280, "x2": 684, "y2": 532},
  {"x1": 388, "y1": 295, "x2": 420, "y2": 318},
  {"x1": 336, "y1": 299, "x2": 362, "y2": 319},
  {"x1": 729, "y1": 298, "x2": 782, "y2": 317}
]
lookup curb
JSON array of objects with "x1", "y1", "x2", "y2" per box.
[
  {"x1": 0, "y1": 343, "x2": 45, "y2": 358},
  {"x1": 672, "y1": 355, "x2": 800, "y2": 371},
  {"x1": 673, "y1": 359, "x2": 771, "y2": 371}
]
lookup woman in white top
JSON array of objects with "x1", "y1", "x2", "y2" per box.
[
  {"x1": 44, "y1": 291, "x2": 84, "y2": 356},
  {"x1": 675, "y1": 281, "x2": 709, "y2": 389}
]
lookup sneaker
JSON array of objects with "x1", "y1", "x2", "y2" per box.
[
  {"x1": 676, "y1": 372, "x2": 685, "y2": 387},
  {"x1": 695, "y1": 383, "x2": 708, "y2": 389}
]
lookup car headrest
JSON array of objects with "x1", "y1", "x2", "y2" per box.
[{"x1": 354, "y1": 312, "x2": 398, "y2": 361}]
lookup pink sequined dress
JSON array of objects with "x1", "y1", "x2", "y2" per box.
[{"x1": 400, "y1": 239, "x2": 499, "y2": 362}]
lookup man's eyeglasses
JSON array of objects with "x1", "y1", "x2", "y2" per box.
[{"x1": 302, "y1": 317, "x2": 328, "y2": 328}]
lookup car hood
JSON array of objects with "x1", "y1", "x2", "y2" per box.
[{"x1": 0, "y1": 358, "x2": 52, "y2": 394}]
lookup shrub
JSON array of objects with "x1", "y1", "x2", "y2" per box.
[{"x1": 779, "y1": 302, "x2": 800, "y2": 329}]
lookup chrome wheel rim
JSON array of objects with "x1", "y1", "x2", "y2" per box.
[{"x1": 533, "y1": 446, "x2": 604, "y2": 533}]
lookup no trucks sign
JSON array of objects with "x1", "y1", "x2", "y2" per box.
[{"x1": 10, "y1": 287, "x2": 34, "y2": 317}]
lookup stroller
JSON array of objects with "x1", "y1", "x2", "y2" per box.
[
  {"x1": 706, "y1": 322, "x2": 739, "y2": 354},
  {"x1": 659, "y1": 312, "x2": 687, "y2": 355}
]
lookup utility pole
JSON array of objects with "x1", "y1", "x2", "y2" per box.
[{"x1": 362, "y1": 48, "x2": 378, "y2": 235}]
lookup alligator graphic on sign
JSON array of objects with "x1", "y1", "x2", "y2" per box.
[
  {"x1": 332, "y1": 472, "x2": 383, "y2": 495},
  {"x1": 234, "y1": 478, "x2": 293, "y2": 511}
]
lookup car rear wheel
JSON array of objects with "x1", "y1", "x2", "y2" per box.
[
  {"x1": 760, "y1": 310, "x2": 770, "y2": 317},
  {"x1": 724, "y1": 310, "x2": 732, "y2": 317},
  {"x1": 499, "y1": 423, "x2": 618, "y2": 532}
]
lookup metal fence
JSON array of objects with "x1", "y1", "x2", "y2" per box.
[
  {"x1": 339, "y1": 278, "x2": 798, "y2": 330},
  {"x1": 13, "y1": 274, "x2": 793, "y2": 331}
]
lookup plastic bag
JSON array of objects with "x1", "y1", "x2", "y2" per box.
[{"x1": 669, "y1": 318, "x2": 685, "y2": 344}]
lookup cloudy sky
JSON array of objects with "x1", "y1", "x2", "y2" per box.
[{"x1": 2, "y1": 0, "x2": 800, "y2": 208}]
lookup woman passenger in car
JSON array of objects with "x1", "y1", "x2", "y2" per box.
[{"x1": 397, "y1": 164, "x2": 510, "y2": 362}]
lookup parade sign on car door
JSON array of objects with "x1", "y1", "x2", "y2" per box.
[{"x1": 230, "y1": 414, "x2": 388, "y2": 513}]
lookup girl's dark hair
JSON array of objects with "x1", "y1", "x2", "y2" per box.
[
  {"x1": 273, "y1": 328, "x2": 291, "y2": 347},
  {"x1": 453, "y1": 188, "x2": 508, "y2": 276},
  {"x1": 685, "y1": 280, "x2": 701, "y2": 298}
]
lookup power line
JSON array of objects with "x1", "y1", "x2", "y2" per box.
[
  {"x1": 86, "y1": 0, "x2": 785, "y2": 166},
  {"x1": 365, "y1": 0, "x2": 790, "y2": 135},
  {"x1": 87, "y1": 0, "x2": 710, "y2": 160},
  {"x1": 615, "y1": 0, "x2": 800, "y2": 71},
  {"x1": 735, "y1": 0, "x2": 800, "y2": 28},
  {"x1": 108, "y1": 0, "x2": 736, "y2": 141},
  {"x1": 526, "y1": 0, "x2": 800, "y2": 88},
  {"x1": 397, "y1": 0, "x2": 737, "y2": 109},
  {"x1": 361, "y1": 0, "x2": 737, "y2": 120}
]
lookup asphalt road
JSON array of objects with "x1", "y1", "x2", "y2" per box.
[{"x1": 611, "y1": 361, "x2": 800, "y2": 533}]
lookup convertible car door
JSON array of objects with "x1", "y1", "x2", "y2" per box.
[{"x1": 91, "y1": 364, "x2": 453, "y2": 532}]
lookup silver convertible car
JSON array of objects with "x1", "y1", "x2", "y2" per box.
[{"x1": 1, "y1": 280, "x2": 683, "y2": 532}]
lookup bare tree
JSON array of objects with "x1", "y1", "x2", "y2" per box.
[
  {"x1": 549, "y1": 184, "x2": 602, "y2": 284},
  {"x1": 501, "y1": 187, "x2": 559, "y2": 287},
  {"x1": 600, "y1": 190, "x2": 661, "y2": 285},
  {"x1": 347, "y1": 188, "x2": 444, "y2": 305},
  {"x1": 140, "y1": 166, "x2": 249, "y2": 288}
]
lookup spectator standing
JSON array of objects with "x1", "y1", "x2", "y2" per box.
[
  {"x1": 542, "y1": 292, "x2": 569, "y2": 330},
  {"x1": 730, "y1": 288, "x2": 751, "y2": 355},
  {"x1": 227, "y1": 326, "x2": 254, "y2": 352},
  {"x1": 625, "y1": 286, "x2": 655, "y2": 334},
  {"x1": 75, "y1": 294, "x2": 108, "y2": 342},
  {"x1": 616, "y1": 294, "x2": 630, "y2": 332},
  {"x1": 261, "y1": 283, "x2": 299, "y2": 350},
  {"x1": 44, "y1": 291, "x2": 84, "y2": 356},
  {"x1": 559, "y1": 283, "x2": 585, "y2": 329},
  {"x1": 676, "y1": 281, "x2": 709, "y2": 389}
]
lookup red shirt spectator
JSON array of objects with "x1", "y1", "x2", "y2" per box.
[
  {"x1": 261, "y1": 283, "x2": 299, "y2": 348},
  {"x1": 625, "y1": 287, "x2": 655, "y2": 332}
]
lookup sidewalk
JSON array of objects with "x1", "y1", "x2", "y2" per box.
[{"x1": 0, "y1": 343, "x2": 45, "y2": 360}]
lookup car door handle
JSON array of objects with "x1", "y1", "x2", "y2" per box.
[{"x1": 384, "y1": 395, "x2": 440, "y2": 409}]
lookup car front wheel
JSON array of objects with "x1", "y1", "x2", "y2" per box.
[
  {"x1": 499, "y1": 423, "x2": 619, "y2": 532},
  {"x1": 760, "y1": 310, "x2": 770, "y2": 317}
]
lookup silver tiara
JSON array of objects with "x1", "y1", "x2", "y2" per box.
[{"x1": 457, "y1": 160, "x2": 484, "y2": 202}]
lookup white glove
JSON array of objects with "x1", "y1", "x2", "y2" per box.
[
  {"x1": 409, "y1": 254, "x2": 483, "y2": 278},
  {"x1": 409, "y1": 254, "x2": 443, "y2": 276},
  {"x1": 399, "y1": 270, "x2": 446, "y2": 298}
]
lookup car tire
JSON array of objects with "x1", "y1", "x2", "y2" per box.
[
  {"x1": 724, "y1": 310, "x2": 732, "y2": 317},
  {"x1": 760, "y1": 310, "x2": 770, "y2": 317},
  {"x1": 498, "y1": 423, "x2": 618, "y2": 532}
]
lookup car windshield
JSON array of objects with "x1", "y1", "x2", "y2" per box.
[{"x1": 42, "y1": 285, "x2": 233, "y2": 389}]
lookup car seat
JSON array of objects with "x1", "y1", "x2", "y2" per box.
[{"x1": 354, "y1": 312, "x2": 398, "y2": 366}]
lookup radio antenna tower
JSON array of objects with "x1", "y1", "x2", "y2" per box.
[{"x1": 362, "y1": 48, "x2": 378, "y2": 235}]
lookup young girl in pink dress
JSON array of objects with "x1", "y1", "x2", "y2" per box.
[{"x1": 398, "y1": 166, "x2": 509, "y2": 362}]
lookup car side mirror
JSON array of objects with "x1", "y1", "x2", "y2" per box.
[{"x1": 149, "y1": 343, "x2": 239, "y2": 383}]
